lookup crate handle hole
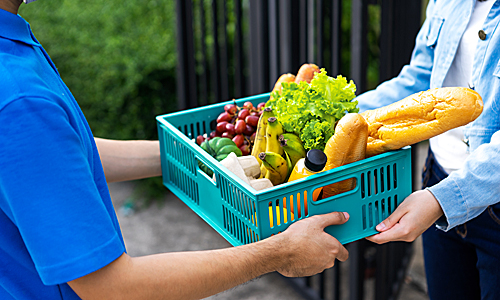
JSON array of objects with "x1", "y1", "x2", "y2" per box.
[
  {"x1": 195, "y1": 157, "x2": 216, "y2": 185},
  {"x1": 315, "y1": 177, "x2": 357, "y2": 201}
]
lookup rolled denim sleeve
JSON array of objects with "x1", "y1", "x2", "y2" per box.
[
  {"x1": 356, "y1": 0, "x2": 436, "y2": 112},
  {"x1": 428, "y1": 130, "x2": 500, "y2": 231}
]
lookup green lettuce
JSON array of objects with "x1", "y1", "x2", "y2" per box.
[{"x1": 266, "y1": 69, "x2": 358, "y2": 151}]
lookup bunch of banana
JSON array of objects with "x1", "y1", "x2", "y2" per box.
[
  {"x1": 260, "y1": 116, "x2": 284, "y2": 179},
  {"x1": 258, "y1": 152, "x2": 288, "y2": 186},
  {"x1": 252, "y1": 109, "x2": 305, "y2": 185},
  {"x1": 250, "y1": 107, "x2": 275, "y2": 165},
  {"x1": 279, "y1": 133, "x2": 306, "y2": 169}
]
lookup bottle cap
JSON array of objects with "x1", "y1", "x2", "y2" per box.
[{"x1": 304, "y1": 149, "x2": 327, "y2": 172}]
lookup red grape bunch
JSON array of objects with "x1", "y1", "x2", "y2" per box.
[{"x1": 196, "y1": 101, "x2": 266, "y2": 156}]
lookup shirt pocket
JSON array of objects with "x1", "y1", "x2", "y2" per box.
[{"x1": 426, "y1": 16, "x2": 445, "y2": 48}]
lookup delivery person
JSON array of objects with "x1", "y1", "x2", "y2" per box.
[{"x1": 0, "y1": 0, "x2": 349, "y2": 299}]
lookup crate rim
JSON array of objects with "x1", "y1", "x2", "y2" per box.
[
  {"x1": 156, "y1": 94, "x2": 411, "y2": 202},
  {"x1": 156, "y1": 93, "x2": 271, "y2": 123}
]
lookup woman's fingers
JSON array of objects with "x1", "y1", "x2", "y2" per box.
[{"x1": 366, "y1": 190, "x2": 444, "y2": 244}]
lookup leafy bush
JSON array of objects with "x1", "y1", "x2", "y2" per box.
[
  {"x1": 19, "y1": 0, "x2": 178, "y2": 140},
  {"x1": 19, "y1": 0, "x2": 179, "y2": 204}
]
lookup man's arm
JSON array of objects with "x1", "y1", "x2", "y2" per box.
[
  {"x1": 94, "y1": 138, "x2": 161, "y2": 182},
  {"x1": 68, "y1": 212, "x2": 349, "y2": 300}
]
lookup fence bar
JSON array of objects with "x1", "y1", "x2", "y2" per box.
[
  {"x1": 249, "y1": 0, "x2": 269, "y2": 94},
  {"x1": 330, "y1": 0, "x2": 342, "y2": 76},
  {"x1": 350, "y1": 0, "x2": 368, "y2": 93},
  {"x1": 298, "y1": 0, "x2": 308, "y2": 65},
  {"x1": 278, "y1": 0, "x2": 293, "y2": 75},
  {"x1": 219, "y1": 1, "x2": 229, "y2": 101},
  {"x1": 210, "y1": 1, "x2": 222, "y2": 102},
  {"x1": 380, "y1": 0, "x2": 422, "y2": 82},
  {"x1": 268, "y1": 0, "x2": 280, "y2": 87},
  {"x1": 315, "y1": 0, "x2": 324, "y2": 67},
  {"x1": 375, "y1": 242, "x2": 414, "y2": 300},
  {"x1": 348, "y1": 240, "x2": 367, "y2": 300},
  {"x1": 175, "y1": 0, "x2": 197, "y2": 109},
  {"x1": 233, "y1": 0, "x2": 244, "y2": 98},
  {"x1": 197, "y1": 0, "x2": 209, "y2": 106},
  {"x1": 307, "y1": 0, "x2": 315, "y2": 64}
]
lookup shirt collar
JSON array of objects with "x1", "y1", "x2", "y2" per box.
[{"x1": 0, "y1": 8, "x2": 40, "y2": 47}]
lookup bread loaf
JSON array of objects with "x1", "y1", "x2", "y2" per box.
[
  {"x1": 294, "y1": 63, "x2": 320, "y2": 84},
  {"x1": 271, "y1": 73, "x2": 296, "y2": 93},
  {"x1": 269, "y1": 73, "x2": 296, "y2": 101},
  {"x1": 360, "y1": 87, "x2": 483, "y2": 157},
  {"x1": 322, "y1": 113, "x2": 368, "y2": 198}
]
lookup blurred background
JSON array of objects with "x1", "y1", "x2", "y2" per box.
[
  {"x1": 19, "y1": 1, "x2": 429, "y2": 299},
  {"x1": 19, "y1": 0, "x2": 427, "y2": 201}
]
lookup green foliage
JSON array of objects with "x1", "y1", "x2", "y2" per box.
[
  {"x1": 19, "y1": 0, "x2": 179, "y2": 204},
  {"x1": 19, "y1": 0, "x2": 178, "y2": 140}
]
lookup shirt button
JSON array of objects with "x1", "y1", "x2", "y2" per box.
[{"x1": 478, "y1": 29, "x2": 487, "y2": 40}]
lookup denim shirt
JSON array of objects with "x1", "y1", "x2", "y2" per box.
[{"x1": 355, "y1": 0, "x2": 500, "y2": 231}]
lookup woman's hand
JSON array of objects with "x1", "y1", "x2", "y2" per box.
[{"x1": 366, "y1": 190, "x2": 444, "y2": 244}]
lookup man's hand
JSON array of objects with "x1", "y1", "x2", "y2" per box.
[
  {"x1": 366, "y1": 189, "x2": 444, "y2": 244},
  {"x1": 272, "y1": 211, "x2": 350, "y2": 277}
]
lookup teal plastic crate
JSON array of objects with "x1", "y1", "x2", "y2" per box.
[{"x1": 156, "y1": 93, "x2": 412, "y2": 246}]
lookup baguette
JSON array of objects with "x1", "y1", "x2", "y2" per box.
[
  {"x1": 361, "y1": 87, "x2": 483, "y2": 157},
  {"x1": 322, "y1": 113, "x2": 368, "y2": 198}
]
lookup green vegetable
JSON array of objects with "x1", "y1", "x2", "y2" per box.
[
  {"x1": 199, "y1": 137, "x2": 242, "y2": 176},
  {"x1": 266, "y1": 69, "x2": 358, "y2": 151}
]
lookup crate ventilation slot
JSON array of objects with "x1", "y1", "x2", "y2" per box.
[
  {"x1": 162, "y1": 131, "x2": 199, "y2": 203},
  {"x1": 360, "y1": 163, "x2": 398, "y2": 198},
  {"x1": 361, "y1": 195, "x2": 398, "y2": 230},
  {"x1": 223, "y1": 206, "x2": 259, "y2": 244},
  {"x1": 178, "y1": 121, "x2": 208, "y2": 141},
  {"x1": 219, "y1": 176, "x2": 258, "y2": 226},
  {"x1": 167, "y1": 165, "x2": 199, "y2": 205}
]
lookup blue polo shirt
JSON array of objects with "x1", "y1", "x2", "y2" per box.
[{"x1": 0, "y1": 9, "x2": 126, "y2": 299}]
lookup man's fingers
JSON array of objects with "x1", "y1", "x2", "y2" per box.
[
  {"x1": 335, "y1": 244, "x2": 349, "y2": 262},
  {"x1": 315, "y1": 211, "x2": 349, "y2": 228}
]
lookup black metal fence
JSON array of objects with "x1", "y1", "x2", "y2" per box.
[
  {"x1": 175, "y1": 1, "x2": 423, "y2": 299},
  {"x1": 176, "y1": 0, "x2": 422, "y2": 109}
]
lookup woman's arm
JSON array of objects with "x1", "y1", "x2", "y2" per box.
[
  {"x1": 368, "y1": 130, "x2": 500, "y2": 244},
  {"x1": 94, "y1": 138, "x2": 161, "y2": 183}
]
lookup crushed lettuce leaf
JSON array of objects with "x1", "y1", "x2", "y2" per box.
[{"x1": 266, "y1": 68, "x2": 358, "y2": 151}]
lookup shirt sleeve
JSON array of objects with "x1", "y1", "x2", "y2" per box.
[
  {"x1": 355, "y1": 0, "x2": 436, "y2": 112},
  {"x1": 427, "y1": 130, "x2": 500, "y2": 231},
  {"x1": 0, "y1": 97, "x2": 125, "y2": 285}
]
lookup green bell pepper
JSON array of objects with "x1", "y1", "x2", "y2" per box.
[{"x1": 199, "y1": 137, "x2": 242, "y2": 176}]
